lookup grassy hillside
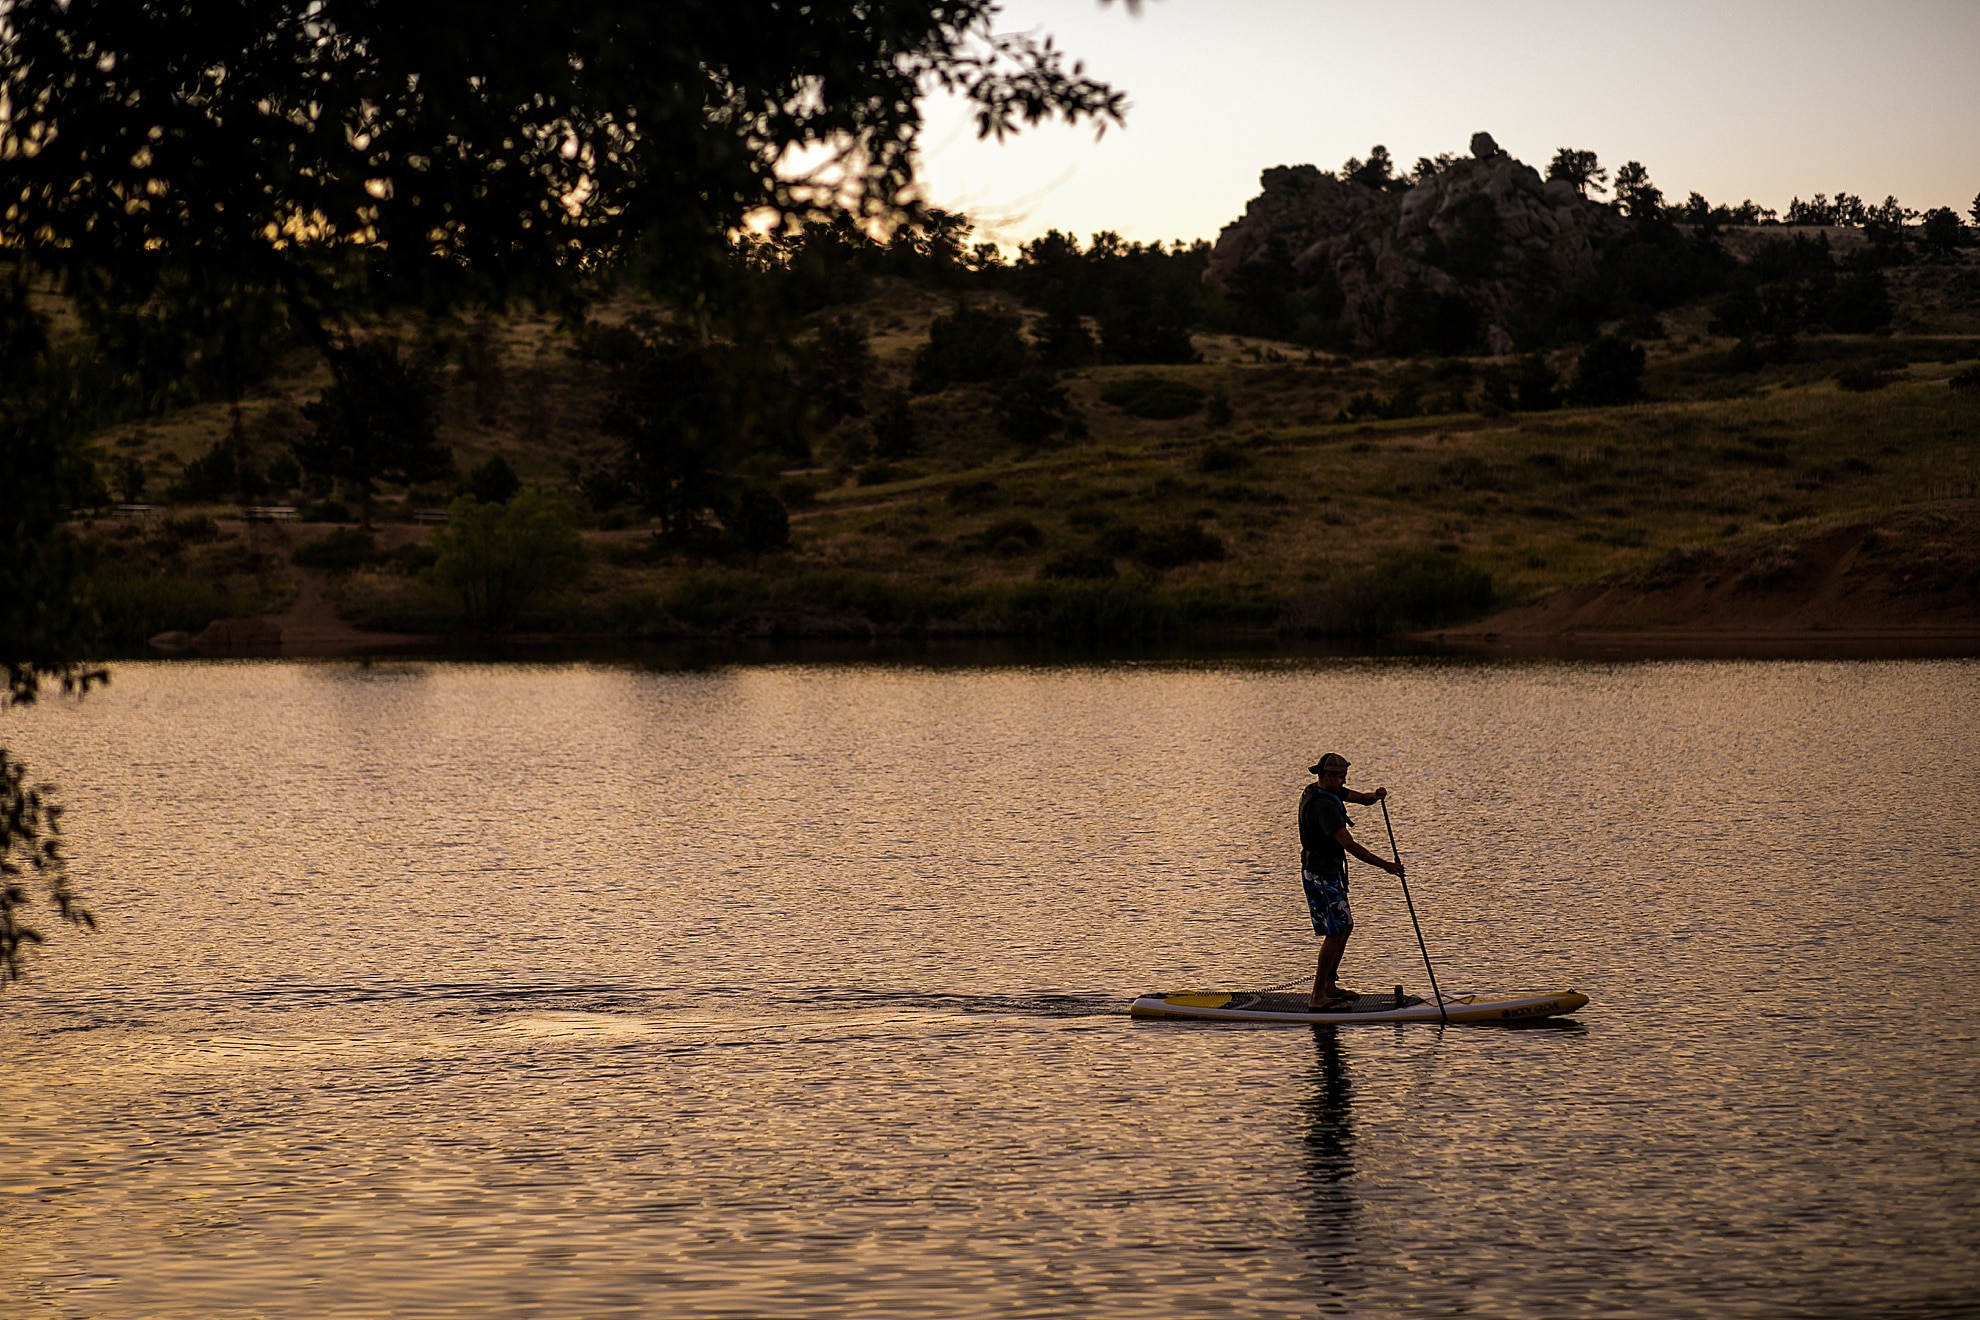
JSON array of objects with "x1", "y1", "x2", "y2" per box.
[{"x1": 74, "y1": 261, "x2": 1980, "y2": 648}]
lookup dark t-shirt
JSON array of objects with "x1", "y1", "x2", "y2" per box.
[{"x1": 1298, "y1": 784, "x2": 1350, "y2": 877}]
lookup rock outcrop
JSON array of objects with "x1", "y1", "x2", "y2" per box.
[{"x1": 1206, "y1": 133, "x2": 1623, "y2": 354}]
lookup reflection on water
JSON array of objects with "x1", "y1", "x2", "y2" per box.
[
  {"x1": 3, "y1": 657, "x2": 1978, "y2": 1318},
  {"x1": 1299, "y1": 1028, "x2": 1358, "y2": 1311}
]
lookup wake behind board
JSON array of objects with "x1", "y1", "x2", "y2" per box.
[{"x1": 1130, "y1": 988, "x2": 1588, "y2": 1025}]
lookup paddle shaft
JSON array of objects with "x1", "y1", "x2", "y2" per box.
[{"x1": 1380, "y1": 797, "x2": 1447, "y2": 1024}]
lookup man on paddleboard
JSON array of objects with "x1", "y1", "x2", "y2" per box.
[{"x1": 1300, "y1": 753, "x2": 1404, "y2": 1010}]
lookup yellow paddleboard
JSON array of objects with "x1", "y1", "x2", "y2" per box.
[{"x1": 1129, "y1": 988, "x2": 1588, "y2": 1025}]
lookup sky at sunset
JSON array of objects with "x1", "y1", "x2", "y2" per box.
[{"x1": 914, "y1": 0, "x2": 1980, "y2": 249}]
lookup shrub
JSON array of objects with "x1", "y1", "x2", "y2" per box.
[
  {"x1": 1946, "y1": 367, "x2": 1980, "y2": 394},
  {"x1": 1514, "y1": 355, "x2": 1559, "y2": 411},
  {"x1": 429, "y1": 489, "x2": 588, "y2": 630},
  {"x1": 463, "y1": 453, "x2": 521, "y2": 505},
  {"x1": 291, "y1": 528, "x2": 378, "y2": 571},
  {"x1": 996, "y1": 370, "x2": 1080, "y2": 448},
  {"x1": 163, "y1": 514, "x2": 219, "y2": 543},
  {"x1": 168, "y1": 439, "x2": 244, "y2": 503},
  {"x1": 777, "y1": 478, "x2": 819, "y2": 508},
  {"x1": 1569, "y1": 335, "x2": 1646, "y2": 406},
  {"x1": 728, "y1": 486, "x2": 790, "y2": 560},
  {"x1": 870, "y1": 389, "x2": 919, "y2": 459},
  {"x1": 1194, "y1": 442, "x2": 1246, "y2": 474},
  {"x1": 910, "y1": 304, "x2": 1028, "y2": 393},
  {"x1": 1135, "y1": 521, "x2": 1224, "y2": 569},
  {"x1": 1836, "y1": 365, "x2": 1896, "y2": 392},
  {"x1": 1039, "y1": 550, "x2": 1118, "y2": 581},
  {"x1": 89, "y1": 567, "x2": 237, "y2": 647},
  {"x1": 1281, "y1": 550, "x2": 1495, "y2": 636},
  {"x1": 1101, "y1": 373, "x2": 1206, "y2": 420},
  {"x1": 1825, "y1": 271, "x2": 1892, "y2": 333},
  {"x1": 1098, "y1": 316, "x2": 1198, "y2": 365},
  {"x1": 968, "y1": 517, "x2": 1044, "y2": 553}
]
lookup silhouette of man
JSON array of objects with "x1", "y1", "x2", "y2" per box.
[{"x1": 1299, "y1": 753, "x2": 1404, "y2": 1010}]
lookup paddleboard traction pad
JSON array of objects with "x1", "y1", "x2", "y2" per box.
[{"x1": 1130, "y1": 989, "x2": 1589, "y2": 1024}]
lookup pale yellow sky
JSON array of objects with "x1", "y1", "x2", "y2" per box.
[{"x1": 915, "y1": 0, "x2": 1980, "y2": 248}]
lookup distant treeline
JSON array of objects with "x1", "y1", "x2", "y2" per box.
[{"x1": 749, "y1": 148, "x2": 1976, "y2": 361}]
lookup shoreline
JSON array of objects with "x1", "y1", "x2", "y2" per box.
[
  {"x1": 1413, "y1": 626, "x2": 1980, "y2": 660},
  {"x1": 135, "y1": 623, "x2": 1980, "y2": 664}
]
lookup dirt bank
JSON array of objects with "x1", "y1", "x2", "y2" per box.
[{"x1": 1423, "y1": 504, "x2": 1980, "y2": 658}]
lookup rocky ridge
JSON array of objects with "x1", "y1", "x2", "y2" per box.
[{"x1": 1206, "y1": 133, "x2": 1623, "y2": 354}]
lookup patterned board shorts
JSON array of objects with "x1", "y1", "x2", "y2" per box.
[{"x1": 1302, "y1": 868, "x2": 1354, "y2": 937}]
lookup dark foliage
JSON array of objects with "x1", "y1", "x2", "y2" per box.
[
  {"x1": 1919, "y1": 208, "x2": 1963, "y2": 255},
  {"x1": 1, "y1": 1, "x2": 1122, "y2": 332},
  {"x1": 1568, "y1": 336, "x2": 1647, "y2": 406},
  {"x1": 299, "y1": 500, "x2": 357, "y2": 524},
  {"x1": 911, "y1": 304, "x2": 1029, "y2": 393},
  {"x1": 870, "y1": 390, "x2": 921, "y2": 461},
  {"x1": 1195, "y1": 443, "x2": 1246, "y2": 474},
  {"x1": 1388, "y1": 279, "x2": 1478, "y2": 356},
  {"x1": 431, "y1": 491, "x2": 588, "y2": 630},
  {"x1": 809, "y1": 317, "x2": 875, "y2": 424},
  {"x1": 1710, "y1": 234, "x2": 1893, "y2": 340},
  {"x1": 290, "y1": 529, "x2": 380, "y2": 572},
  {"x1": 1340, "y1": 144, "x2": 1410, "y2": 192},
  {"x1": 1101, "y1": 374, "x2": 1206, "y2": 419},
  {"x1": 1514, "y1": 356, "x2": 1560, "y2": 412},
  {"x1": 294, "y1": 340, "x2": 452, "y2": 528},
  {"x1": 169, "y1": 439, "x2": 250, "y2": 504},
  {"x1": 1099, "y1": 313, "x2": 1200, "y2": 366},
  {"x1": 1836, "y1": 365, "x2": 1898, "y2": 393},
  {"x1": 1032, "y1": 302, "x2": 1098, "y2": 369},
  {"x1": 1012, "y1": 230, "x2": 1210, "y2": 360},
  {"x1": 1547, "y1": 148, "x2": 1608, "y2": 196},
  {"x1": 994, "y1": 370, "x2": 1080, "y2": 448},
  {"x1": 966, "y1": 517, "x2": 1044, "y2": 556},
  {"x1": 1133, "y1": 522, "x2": 1225, "y2": 570},
  {"x1": 729, "y1": 487, "x2": 792, "y2": 562},
  {"x1": 584, "y1": 317, "x2": 809, "y2": 541},
  {"x1": 767, "y1": 209, "x2": 995, "y2": 312},
  {"x1": 464, "y1": 454, "x2": 522, "y2": 506},
  {"x1": 1339, "y1": 381, "x2": 1424, "y2": 422},
  {"x1": 1541, "y1": 217, "x2": 1735, "y2": 343},
  {"x1": 1285, "y1": 551, "x2": 1495, "y2": 636}
]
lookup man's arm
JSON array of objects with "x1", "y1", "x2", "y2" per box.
[
  {"x1": 1340, "y1": 786, "x2": 1387, "y2": 805},
  {"x1": 1334, "y1": 825, "x2": 1402, "y2": 877}
]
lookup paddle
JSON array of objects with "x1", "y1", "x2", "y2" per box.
[{"x1": 1380, "y1": 796, "x2": 1447, "y2": 1025}]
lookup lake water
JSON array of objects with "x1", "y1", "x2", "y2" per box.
[{"x1": 3, "y1": 657, "x2": 1977, "y2": 1318}]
